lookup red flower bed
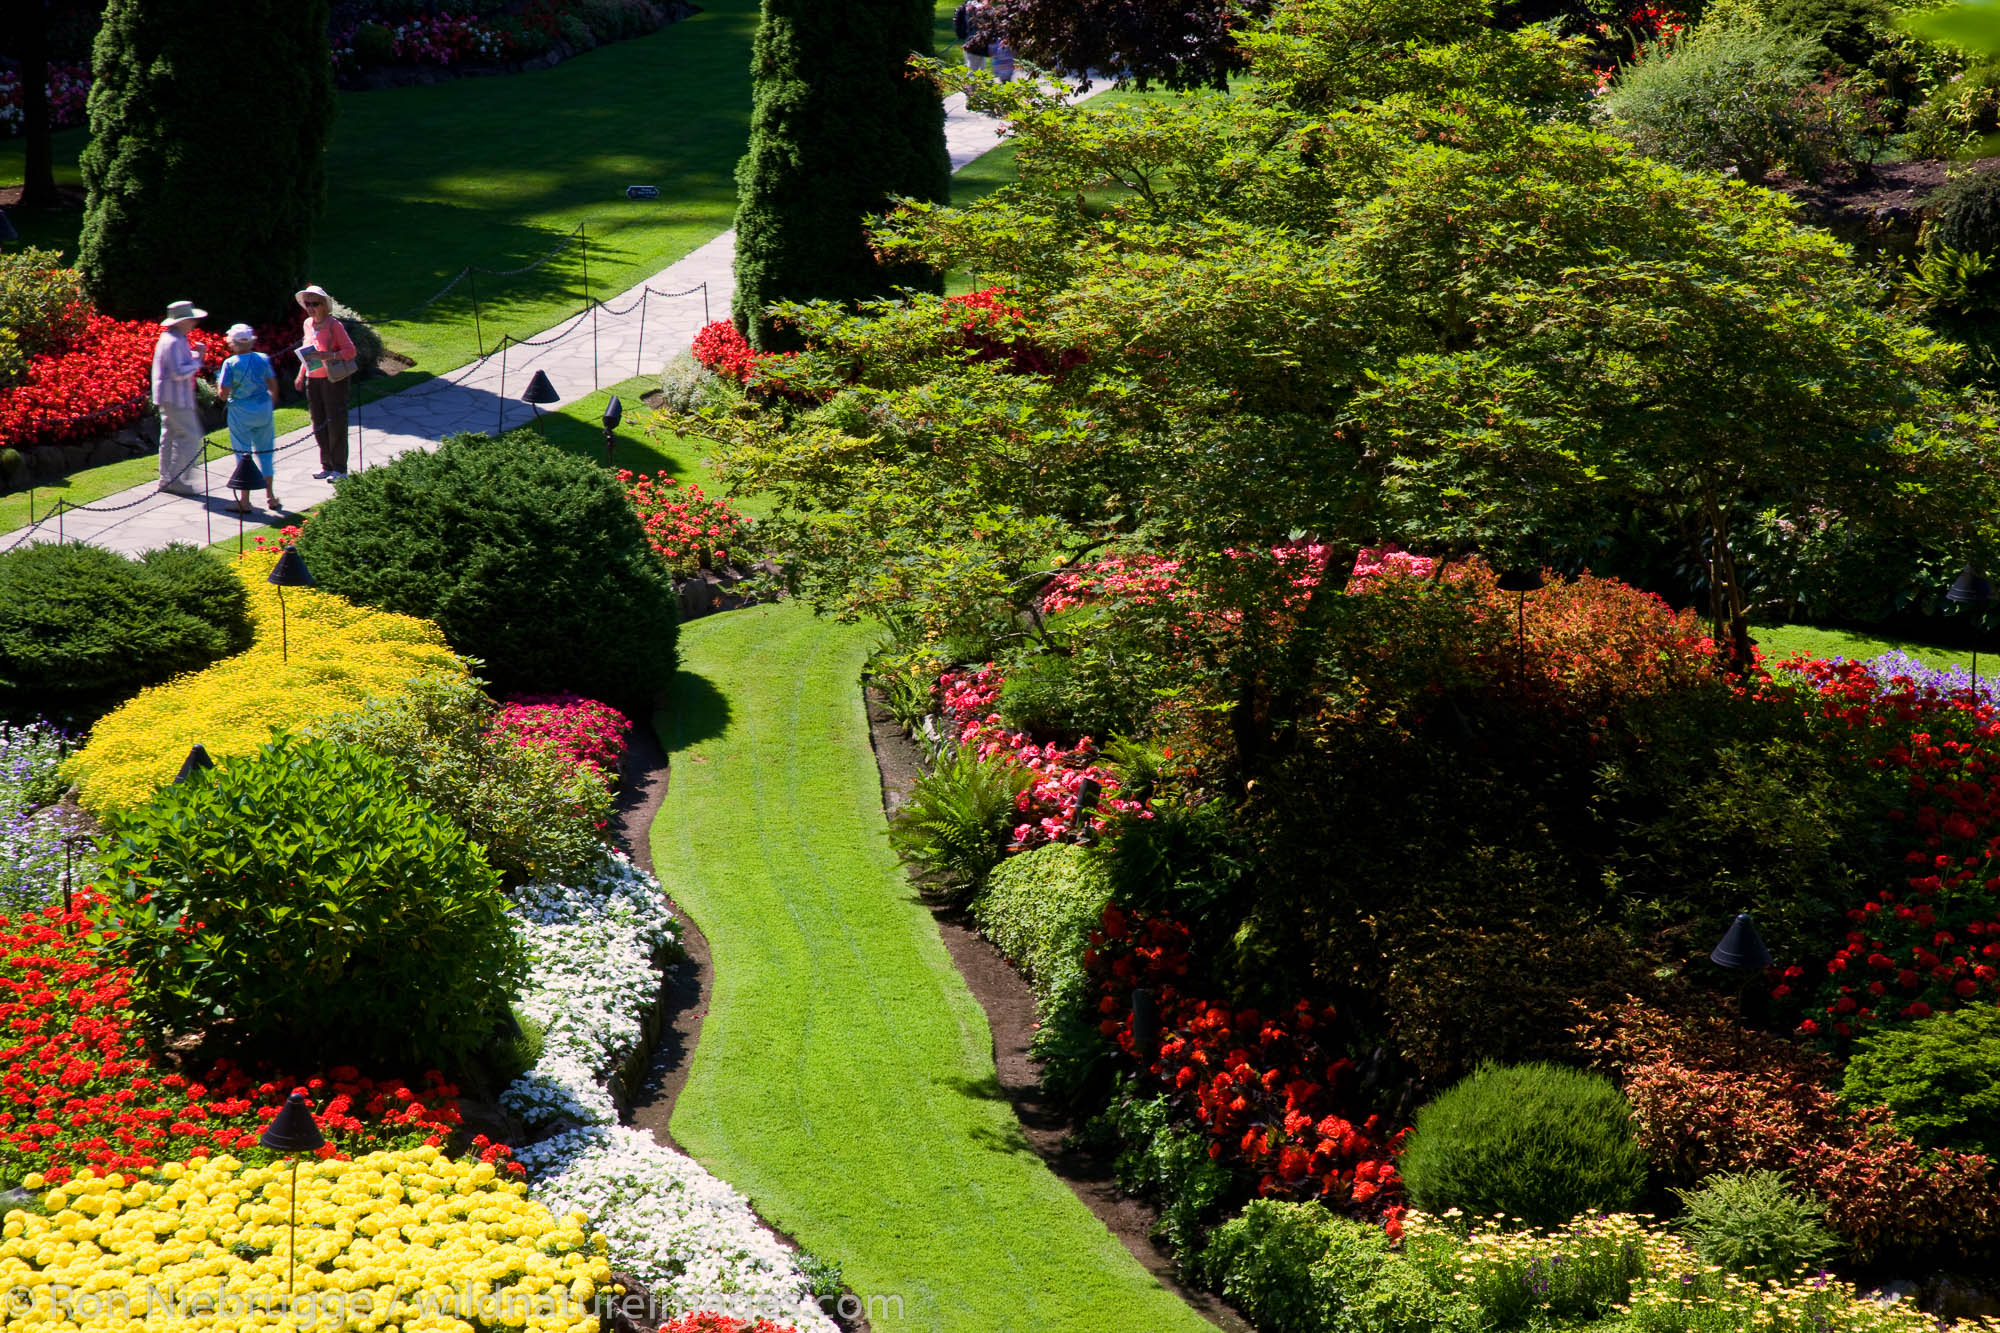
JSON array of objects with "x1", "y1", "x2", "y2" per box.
[
  {"x1": 939, "y1": 663, "x2": 1146, "y2": 848},
  {"x1": 658, "y1": 1316, "x2": 800, "y2": 1333},
  {"x1": 1085, "y1": 903, "x2": 1408, "y2": 1237},
  {"x1": 691, "y1": 320, "x2": 788, "y2": 387},
  {"x1": 493, "y1": 693, "x2": 631, "y2": 778},
  {"x1": 619, "y1": 469, "x2": 754, "y2": 578},
  {"x1": 1774, "y1": 657, "x2": 2000, "y2": 1036},
  {"x1": 946, "y1": 287, "x2": 1087, "y2": 376},
  {"x1": 0, "y1": 900, "x2": 479, "y2": 1186},
  {"x1": 0, "y1": 316, "x2": 228, "y2": 451},
  {"x1": 1579, "y1": 997, "x2": 2000, "y2": 1259}
]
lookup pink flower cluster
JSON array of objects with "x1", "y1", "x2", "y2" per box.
[
  {"x1": 1039, "y1": 554, "x2": 1185, "y2": 615},
  {"x1": 939, "y1": 665, "x2": 1147, "y2": 848},
  {"x1": 0, "y1": 63, "x2": 91, "y2": 136},
  {"x1": 1346, "y1": 543, "x2": 1439, "y2": 592},
  {"x1": 492, "y1": 694, "x2": 631, "y2": 778}
]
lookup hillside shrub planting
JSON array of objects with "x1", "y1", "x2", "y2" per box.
[
  {"x1": 0, "y1": 542, "x2": 252, "y2": 718},
  {"x1": 294, "y1": 428, "x2": 679, "y2": 708},
  {"x1": 95, "y1": 735, "x2": 524, "y2": 1068},
  {"x1": 65, "y1": 549, "x2": 465, "y2": 812}
]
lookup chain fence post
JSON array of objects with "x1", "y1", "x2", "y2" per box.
[
  {"x1": 702, "y1": 282, "x2": 710, "y2": 327},
  {"x1": 497, "y1": 338, "x2": 508, "y2": 437},
  {"x1": 635, "y1": 288, "x2": 648, "y2": 381},
  {"x1": 471, "y1": 271, "x2": 483, "y2": 358}
]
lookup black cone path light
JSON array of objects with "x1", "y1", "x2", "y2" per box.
[
  {"x1": 1496, "y1": 567, "x2": 1543, "y2": 680},
  {"x1": 267, "y1": 547, "x2": 314, "y2": 663},
  {"x1": 602, "y1": 394, "x2": 623, "y2": 463},
  {"x1": 228, "y1": 452, "x2": 268, "y2": 550},
  {"x1": 1712, "y1": 912, "x2": 1773, "y2": 1065},
  {"x1": 173, "y1": 744, "x2": 214, "y2": 785},
  {"x1": 521, "y1": 370, "x2": 559, "y2": 427},
  {"x1": 260, "y1": 1091, "x2": 326, "y2": 1299},
  {"x1": 1947, "y1": 561, "x2": 1998, "y2": 698}
]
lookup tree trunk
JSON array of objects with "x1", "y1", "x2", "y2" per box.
[
  {"x1": 19, "y1": 1, "x2": 62, "y2": 211},
  {"x1": 1701, "y1": 491, "x2": 1755, "y2": 669}
]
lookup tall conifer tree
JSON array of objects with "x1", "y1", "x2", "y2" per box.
[
  {"x1": 78, "y1": 0, "x2": 334, "y2": 323},
  {"x1": 732, "y1": 0, "x2": 949, "y2": 351}
]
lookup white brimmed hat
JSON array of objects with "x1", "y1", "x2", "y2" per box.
[
  {"x1": 225, "y1": 323, "x2": 256, "y2": 343},
  {"x1": 294, "y1": 284, "x2": 333, "y2": 309},
  {"x1": 161, "y1": 299, "x2": 207, "y2": 326}
]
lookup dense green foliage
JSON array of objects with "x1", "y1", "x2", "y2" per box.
[
  {"x1": 970, "y1": 842, "x2": 1108, "y2": 1001},
  {"x1": 731, "y1": 0, "x2": 950, "y2": 349},
  {"x1": 1670, "y1": 1170, "x2": 1842, "y2": 1282},
  {"x1": 1082, "y1": 1085, "x2": 1235, "y2": 1264},
  {"x1": 0, "y1": 543, "x2": 252, "y2": 719},
  {"x1": 1928, "y1": 167, "x2": 2000, "y2": 259},
  {"x1": 1200, "y1": 1200, "x2": 1472, "y2": 1333},
  {"x1": 1398, "y1": 1063, "x2": 1649, "y2": 1228},
  {"x1": 304, "y1": 674, "x2": 614, "y2": 888},
  {"x1": 0, "y1": 247, "x2": 89, "y2": 375},
  {"x1": 1597, "y1": 21, "x2": 1878, "y2": 183},
  {"x1": 886, "y1": 745, "x2": 1032, "y2": 901},
  {"x1": 293, "y1": 428, "x2": 678, "y2": 709},
  {"x1": 78, "y1": 0, "x2": 334, "y2": 322},
  {"x1": 95, "y1": 736, "x2": 525, "y2": 1068},
  {"x1": 1842, "y1": 1006, "x2": 2000, "y2": 1158}
]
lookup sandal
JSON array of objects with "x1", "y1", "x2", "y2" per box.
[
  {"x1": 227, "y1": 499, "x2": 252, "y2": 514},
  {"x1": 266, "y1": 496, "x2": 284, "y2": 511}
]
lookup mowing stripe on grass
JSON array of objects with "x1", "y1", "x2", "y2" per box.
[{"x1": 654, "y1": 602, "x2": 1215, "y2": 1332}]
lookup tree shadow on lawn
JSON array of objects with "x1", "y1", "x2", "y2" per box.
[
  {"x1": 937, "y1": 1072, "x2": 1040, "y2": 1157},
  {"x1": 660, "y1": 668, "x2": 733, "y2": 751}
]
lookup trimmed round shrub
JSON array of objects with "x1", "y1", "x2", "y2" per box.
[
  {"x1": 1671, "y1": 1170, "x2": 1840, "y2": 1282},
  {"x1": 1842, "y1": 1005, "x2": 2000, "y2": 1158},
  {"x1": 294, "y1": 428, "x2": 678, "y2": 709},
  {"x1": 1927, "y1": 168, "x2": 2000, "y2": 260},
  {"x1": 95, "y1": 735, "x2": 525, "y2": 1068},
  {"x1": 0, "y1": 542, "x2": 252, "y2": 717},
  {"x1": 1399, "y1": 1063, "x2": 1648, "y2": 1229},
  {"x1": 972, "y1": 842, "x2": 1108, "y2": 1005}
]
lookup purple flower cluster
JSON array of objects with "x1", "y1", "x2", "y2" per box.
[
  {"x1": 1, "y1": 721, "x2": 79, "y2": 915},
  {"x1": 1858, "y1": 650, "x2": 2000, "y2": 706}
]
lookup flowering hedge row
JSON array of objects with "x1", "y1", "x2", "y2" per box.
[
  {"x1": 938, "y1": 663, "x2": 1144, "y2": 848},
  {"x1": 65, "y1": 550, "x2": 468, "y2": 812},
  {"x1": 1085, "y1": 903, "x2": 1408, "y2": 1236},
  {"x1": 493, "y1": 693, "x2": 631, "y2": 779},
  {"x1": 1577, "y1": 997, "x2": 2000, "y2": 1260},
  {"x1": 619, "y1": 469, "x2": 754, "y2": 578},
  {"x1": 0, "y1": 315, "x2": 228, "y2": 451},
  {"x1": 0, "y1": 900, "x2": 465, "y2": 1187},
  {"x1": 2, "y1": 1150, "x2": 605, "y2": 1331}
]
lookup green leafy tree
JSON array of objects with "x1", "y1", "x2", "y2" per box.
[
  {"x1": 732, "y1": 0, "x2": 950, "y2": 350},
  {"x1": 78, "y1": 0, "x2": 334, "y2": 322}
]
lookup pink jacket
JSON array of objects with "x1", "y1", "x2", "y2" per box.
[{"x1": 301, "y1": 316, "x2": 357, "y2": 379}]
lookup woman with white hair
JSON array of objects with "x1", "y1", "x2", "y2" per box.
[{"x1": 214, "y1": 323, "x2": 280, "y2": 513}]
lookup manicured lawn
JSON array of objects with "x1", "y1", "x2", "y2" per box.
[
  {"x1": 1752, "y1": 622, "x2": 1983, "y2": 673},
  {"x1": 653, "y1": 602, "x2": 1215, "y2": 1333}
]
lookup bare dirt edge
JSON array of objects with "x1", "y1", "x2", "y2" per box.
[{"x1": 861, "y1": 684, "x2": 1252, "y2": 1333}]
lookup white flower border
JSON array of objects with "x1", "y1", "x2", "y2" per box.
[{"x1": 502, "y1": 852, "x2": 836, "y2": 1332}]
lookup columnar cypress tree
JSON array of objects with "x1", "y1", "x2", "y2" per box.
[
  {"x1": 78, "y1": 0, "x2": 334, "y2": 324},
  {"x1": 732, "y1": 0, "x2": 950, "y2": 351}
]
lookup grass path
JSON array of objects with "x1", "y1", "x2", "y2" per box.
[{"x1": 652, "y1": 602, "x2": 1214, "y2": 1333}]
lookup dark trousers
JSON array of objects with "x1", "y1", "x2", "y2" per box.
[{"x1": 307, "y1": 376, "x2": 350, "y2": 474}]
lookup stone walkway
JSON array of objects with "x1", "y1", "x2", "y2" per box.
[{"x1": 4, "y1": 91, "x2": 1028, "y2": 556}]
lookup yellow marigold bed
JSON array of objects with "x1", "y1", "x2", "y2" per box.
[
  {"x1": 64, "y1": 551, "x2": 467, "y2": 813},
  {"x1": 0, "y1": 1149, "x2": 608, "y2": 1332}
]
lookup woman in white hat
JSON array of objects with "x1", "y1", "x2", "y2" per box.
[
  {"x1": 294, "y1": 284, "x2": 357, "y2": 480},
  {"x1": 152, "y1": 299, "x2": 207, "y2": 495},
  {"x1": 215, "y1": 324, "x2": 281, "y2": 513}
]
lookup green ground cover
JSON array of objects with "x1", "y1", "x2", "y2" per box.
[
  {"x1": 653, "y1": 602, "x2": 1215, "y2": 1333},
  {"x1": 1752, "y1": 622, "x2": 1982, "y2": 672}
]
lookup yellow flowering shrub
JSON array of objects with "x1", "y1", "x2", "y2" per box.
[
  {"x1": 1402, "y1": 1209, "x2": 2000, "y2": 1333},
  {"x1": 65, "y1": 551, "x2": 469, "y2": 813},
  {"x1": 0, "y1": 1149, "x2": 610, "y2": 1331}
]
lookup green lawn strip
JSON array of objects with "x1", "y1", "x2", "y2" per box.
[
  {"x1": 1752, "y1": 622, "x2": 1982, "y2": 673},
  {"x1": 653, "y1": 603, "x2": 1213, "y2": 1333}
]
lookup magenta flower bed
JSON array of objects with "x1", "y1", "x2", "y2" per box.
[{"x1": 492, "y1": 694, "x2": 631, "y2": 778}]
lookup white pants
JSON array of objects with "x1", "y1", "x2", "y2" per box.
[
  {"x1": 964, "y1": 49, "x2": 988, "y2": 72},
  {"x1": 157, "y1": 402, "x2": 205, "y2": 489}
]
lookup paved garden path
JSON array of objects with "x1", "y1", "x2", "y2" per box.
[
  {"x1": 653, "y1": 602, "x2": 1218, "y2": 1333},
  {"x1": 2, "y1": 92, "x2": 1021, "y2": 557}
]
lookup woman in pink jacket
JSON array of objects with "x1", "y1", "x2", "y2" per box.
[{"x1": 294, "y1": 284, "x2": 358, "y2": 480}]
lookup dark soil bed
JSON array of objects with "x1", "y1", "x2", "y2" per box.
[{"x1": 1775, "y1": 155, "x2": 2000, "y2": 255}]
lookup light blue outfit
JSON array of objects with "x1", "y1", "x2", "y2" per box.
[{"x1": 218, "y1": 351, "x2": 276, "y2": 483}]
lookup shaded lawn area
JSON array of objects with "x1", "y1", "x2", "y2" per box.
[
  {"x1": 653, "y1": 602, "x2": 1216, "y2": 1333},
  {"x1": 0, "y1": 2, "x2": 760, "y2": 373},
  {"x1": 1752, "y1": 622, "x2": 1984, "y2": 673}
]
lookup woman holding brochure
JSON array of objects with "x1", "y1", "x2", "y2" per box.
[{"x1": 294, "y1": 283, "x2": 357, "y2": 480}]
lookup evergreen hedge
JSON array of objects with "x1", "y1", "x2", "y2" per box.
[
  {"x1": 732, "y1": 0, "x2": 950, "y2": 350},
  {"x1": 79, "y1": 0, "x2": 334, "y2": 323}
]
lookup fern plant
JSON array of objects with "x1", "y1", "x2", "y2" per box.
[
  {"x1": 888, "y1": 746, "x2": 1032, "y2": 903},
  {"x1": 1671, "y1": 1170, "x2": 1839, "y2": 1282}
]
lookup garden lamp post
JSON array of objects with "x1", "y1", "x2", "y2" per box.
[
  {"x1": 1946, "y1": 562, "x2": 1998, "y2": 699},
  {"x1": 173, "y1": 744, "x2": 214, "y2": 785},
  {"x1": 267, "y1": 547, "x2": 315, "y2": 663},
  {"x1": 1496, "y1": 568, "x2": 1543, "y2": 682},
  {"x1": 1130, "y1": 987, "x2": 1159, "y2": 1062},
  {"x1": 1711, "y1": 912, "x2": 1773, "y2": 1066},
  {"x1": 226, "y1": 452, "x2": 267, "y2": 553},
  {"x1": 259, "y1": 1092, "x2": 326, "y2": 1302},
  {"x1": 0, "y1": 210, "x2": 17, "y2": 245},
  {"x1": 521, "y1": 370, "x2": 559, "y2": 429},
  {"x1": 1074, "y1": 775, "x2": 1101, "y2": 846},
  {"x1": 602, "y1": 394, "x2": 623, "y2": 463}
]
